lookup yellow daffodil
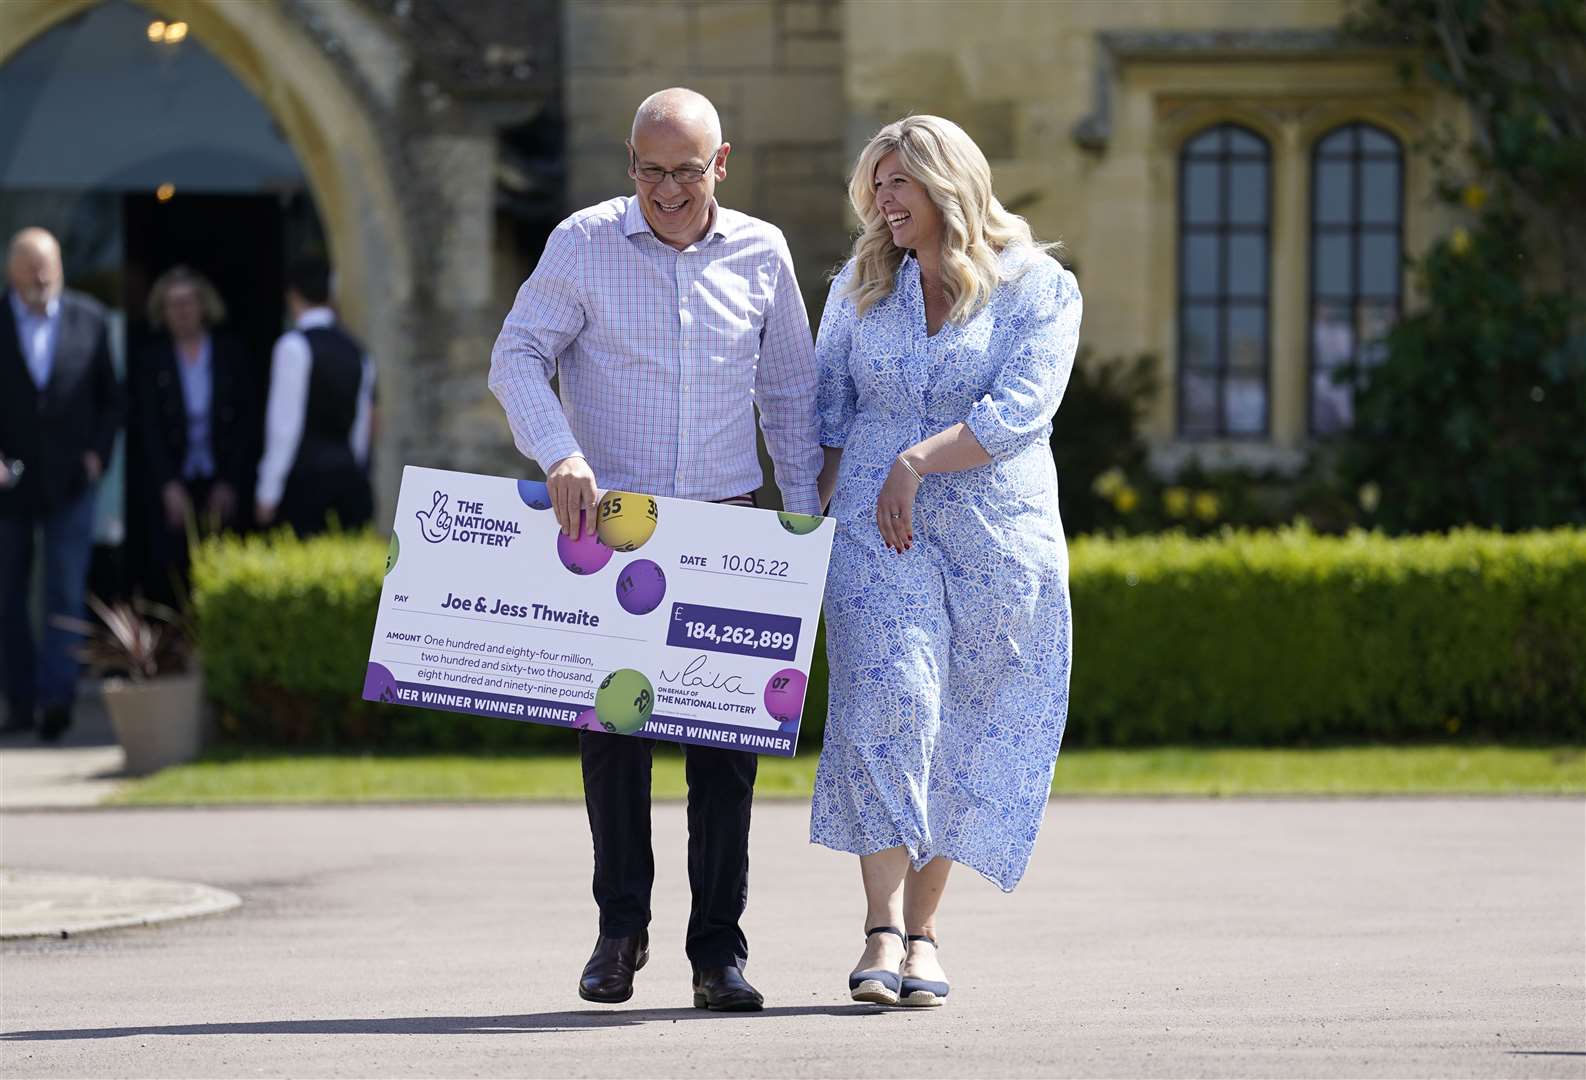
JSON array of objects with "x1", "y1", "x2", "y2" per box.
[
  {"x1": 1113, "y1": 486, "x2": 1139, "y2": 514},
  {"x1": 1192, "y1": 491, "x2": 1220, "y2": 521},
  {"x1": 1162, "y1": 487, "x2": 1190, "y2": 518},
  {"x1": 1461, "y1": 184, "x2": 1487, "y2": 212},
  {"x1": 1092, "y1": 467, "x2": 1126, "y2": 499},
  {"x1": 1450, "y1": 227, "x2": 1471, "y2": 256}
]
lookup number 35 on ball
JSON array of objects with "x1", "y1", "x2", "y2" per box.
[{"x1": 597, "y1": 491, "x2": 659, "y2": 552}]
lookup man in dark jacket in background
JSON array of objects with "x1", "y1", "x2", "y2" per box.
[
  {"x1": 255, "y1": 256, "x2": 375, "y2": 537},
  {"x1": 0, "y1": 227, "x2": 125, "y2": 741}
]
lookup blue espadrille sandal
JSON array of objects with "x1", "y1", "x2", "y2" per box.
[
  {"x1": 848, "y1": 926, "x2": 905, "y2": 1005},
  {"x1": 898, "y1": 933, "x2": 949, "y2": 1007}
]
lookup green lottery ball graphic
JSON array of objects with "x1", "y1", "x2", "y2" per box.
[
  {"x1": 595, "y1": 668, "x2": 654, "y2": 735},
  {"x1": 777, "y1": 511, "x2": 822, "y2": 535},
  {"x1": 385, "y1": 532, "x2": 400, "y2": 576}
]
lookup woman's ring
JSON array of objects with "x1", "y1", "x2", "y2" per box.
[{"x1": 888, "y1": 512, "x2": 902, "y2": 518}]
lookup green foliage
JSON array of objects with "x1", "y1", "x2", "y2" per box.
[
  {"x1": 194, "y1": 527, "x2": 1585, "y2": 751},
  {"x1": 1339, "y1": 0, "x2": 1586, "y2": 532},
  {"x1": 1068, "y1": 526, "x2": 1586, "y2": 745},
  {"x1": 1049, "y1": 350, "x2": 1156, "y2": 534},
  {"x1": 1340, "y1": 210, "x2": 1586, "y2": 531}
]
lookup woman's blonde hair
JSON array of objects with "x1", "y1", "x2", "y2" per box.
[
  {"x1": 844, "y1": 114, "x2": 1056, "y2": 322},
  {"x1": 147, "y1": 265, "x2": 226, "y2": 328}
]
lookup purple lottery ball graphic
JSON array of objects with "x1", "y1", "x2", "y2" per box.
[
  {"x1": 556, "y1": 513, "x2": 613, "y2": 575},
  {"x1": 763, "y1": 668, "x2": 807, "y2": 725},
  {"x1": 517, "y1": 479, "x2": 552, "y2": 511},
  {"x1": 571, "y1": 708, "x2": 603, "y2": 732},
  {"x1": 616, "y1": 559, "x2": 666, "y2": 615},
  {"x1": 363, "y1": 662, "x2": 399, "y2": 704}
]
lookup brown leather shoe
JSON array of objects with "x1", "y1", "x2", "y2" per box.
[
  {"x1": 578, "y1": 931, "x2": 648, "y2": 1004},
  {"x1": 691, "y1": 965, "x2": 764, "y2": 1011}
]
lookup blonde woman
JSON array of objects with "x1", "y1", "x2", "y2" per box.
[
  {"x1": 136, "y1": 266, "x2": 255, "y2": 600},
  {"x1": 810, "y1": 116, "x2": 1082, "y2": 1007}
]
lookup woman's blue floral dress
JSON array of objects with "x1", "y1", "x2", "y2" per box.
[{"x1": 809, "y1": 248, "x2": 1082, "y2": 892}]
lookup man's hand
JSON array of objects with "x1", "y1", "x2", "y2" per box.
[
  {"x1": 82, "y1": 451, "x2": 102, "y2": 484},
  {"x1": 161, "y1": 481, "x2": 191, "y2": 532},
  {"x1": 256, "y1": 501, "x2": 277, "y2": 526},
  {"x1": 546, "y1": 455, "x2": 597, "y2": 539},
  {"x1": 207, "y1": 482, "x2": 238, "y2": 527}
]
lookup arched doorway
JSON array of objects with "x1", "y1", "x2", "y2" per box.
[{"x1": 1, "y1": 0, "x2": 413, "y2": 592}]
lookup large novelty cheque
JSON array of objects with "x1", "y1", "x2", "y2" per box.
[{"x1": 365, "y1": 466, "x2": 835, "y2": 756}]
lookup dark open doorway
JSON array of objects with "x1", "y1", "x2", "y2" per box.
[{"x1": 120, "y1": 189, "x2": 324, "y2": 604}]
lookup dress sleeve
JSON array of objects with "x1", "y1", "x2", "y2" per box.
[
  {"x1": 965, "y1": 258, "x2": 1083, "y2": 460},
  {"x1": 815, "y1": 260, "x2": 859, "y2": 449}
]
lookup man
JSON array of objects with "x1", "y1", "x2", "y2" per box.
[
  {"x1": 255, "y1": 256, "x2": 375, "y2": 537},
  {"x1": 0, "y1": 227, "x2": 124, "y2": 741},
  {"x1": 488, "y1": 88, "x2": 820, "y2": 1011}
]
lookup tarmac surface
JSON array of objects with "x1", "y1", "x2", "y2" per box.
[{"x1": 1, "y1": 798, "x2": 1582, "y2": 1078}]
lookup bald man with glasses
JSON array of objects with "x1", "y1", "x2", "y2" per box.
[{"x1": 489, "y1": 88, "x2": 820, "y2": 1011}]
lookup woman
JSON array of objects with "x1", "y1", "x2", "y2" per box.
[
  {"x1": 135, "y1": 266, "x2": 256, "y2": 602},
  {"x1": 810, "y1": 116, "x2": 1082, "y2": 1008}
]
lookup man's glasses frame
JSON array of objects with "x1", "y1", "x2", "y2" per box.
[{"x1": 628, "y1": 143, "x2": 725, "y2": 186}]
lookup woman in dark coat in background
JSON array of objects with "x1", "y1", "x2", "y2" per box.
[{"x1": 134, "y1": 265, "x2": 258, "y2": 604}]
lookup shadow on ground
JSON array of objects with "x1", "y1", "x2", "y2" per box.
[{"x1": 0, "y1": 1005, "x2": 893, "y2": 1040}]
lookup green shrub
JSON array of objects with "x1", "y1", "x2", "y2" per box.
[
  {"x1": 193, "y1": 526, "x2": 1586, "y2": 750},
  {"x1": 1068, "y1": 526, "x2": 1586, "y2": 744}
]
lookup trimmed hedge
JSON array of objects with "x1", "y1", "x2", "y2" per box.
[
  {"x1": 1068, "y1": 528, "x2": 1586, "y2": 743},
  {"x1": 192, "y1": 527, "x2": 1586, "y2": 748}
]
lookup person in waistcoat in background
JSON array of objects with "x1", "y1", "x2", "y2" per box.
[
  {"x1": 135, "y1": 265, "x2": 258, "y2": 604},
  {"x1": 255, "y1": 256, "x2": 375, "y2": 537},
  {"x1": 0, "y1": 227, "x2": 125, "y2": 741}
]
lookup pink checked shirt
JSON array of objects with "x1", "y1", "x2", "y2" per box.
[{"x1": 488, "y1": 196, "x2": 822, "y2": 515}]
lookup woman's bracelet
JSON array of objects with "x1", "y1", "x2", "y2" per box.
[{"x1": 897, "y1": 454, "x2": 924, "y2": 483}]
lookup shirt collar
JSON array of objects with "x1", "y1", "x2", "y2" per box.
[
  {"x1": 295, "y1": 306, "x2": 336, "y2": 330},
  {"x1": 621, "y1": 196, "x2": 732, "y2": 246},
  {"x1": 9, "y1": 290, "x2": 60, "y2": 322}
]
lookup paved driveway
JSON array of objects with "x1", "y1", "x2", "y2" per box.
[{"x1": 1, "y1": 799, "x2": 1581, "y2": 1078}]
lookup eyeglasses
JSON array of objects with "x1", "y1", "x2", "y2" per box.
[{"x1": 629, "y1": 144, "x2": 723, "y2": 186}]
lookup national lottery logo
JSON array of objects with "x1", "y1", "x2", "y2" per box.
[{"x1": 415, "y1": 490, "x2": 522, "y2": 549}]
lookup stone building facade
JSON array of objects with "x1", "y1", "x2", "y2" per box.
[{"x1": 0, "y1": 0, "x2": 1466, "y2": 516}]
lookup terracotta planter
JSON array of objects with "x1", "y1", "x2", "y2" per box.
[{"x1": 102, "y1": 672, "x2": 205, "y2": 776}]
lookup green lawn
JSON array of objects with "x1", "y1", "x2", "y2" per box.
[{"x1": 111, "y1": 744, "x2": 1586, "y2": 805}]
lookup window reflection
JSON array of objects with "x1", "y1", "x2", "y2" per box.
[
  {"x1": 1309, "y1": 122, "x2": 1403, "y2": 435},
  {"x1": 1178, "y1": 123, "x2": 1271, "y2": 437}
]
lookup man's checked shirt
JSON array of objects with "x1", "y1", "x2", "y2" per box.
[{"x1": 488, "y1": 196, "x2": 822, "y2": 515}]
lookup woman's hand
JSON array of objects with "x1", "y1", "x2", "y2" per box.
[{"x1": 875, "y1": 456, "x2": 920, "y2": 553}]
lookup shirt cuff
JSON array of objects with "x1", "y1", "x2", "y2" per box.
[
  {"x1": 779, "y1": 483, "x2": 821, "y2": 517},
  {"x1": 534, "y1": 433, "x2": 585, "y2": 474}
]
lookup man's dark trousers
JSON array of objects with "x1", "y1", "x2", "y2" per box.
[
  {"x1": 0, "y1": 485, "x2": 98, "y2": 721},
  {"x1": 580, "y1": 731, "x2": 758, "y2": 970}
]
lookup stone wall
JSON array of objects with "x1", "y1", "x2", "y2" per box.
[
  {"x1": 563, "y1": 0, "x2": 851, "y2": 311},
  {"x1": 839, "y1": 0, "x2": 1462, "y2": 461}
]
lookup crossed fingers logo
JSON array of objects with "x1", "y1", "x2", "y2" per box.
[{"x1": 416, "y1": 490, "x2": 453, "y2": 543}]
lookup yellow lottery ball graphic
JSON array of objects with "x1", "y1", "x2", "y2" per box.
[
  {"x1": 595, "y1": 668, "x2": 654, "y2": 735},
  {"x1": 596, "y1": 491, "x2": 659, "y2": 552}
]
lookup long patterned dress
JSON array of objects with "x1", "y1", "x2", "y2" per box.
[{"x1": 809, "y1": 247, "x2": 1082, "y2": 892}]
